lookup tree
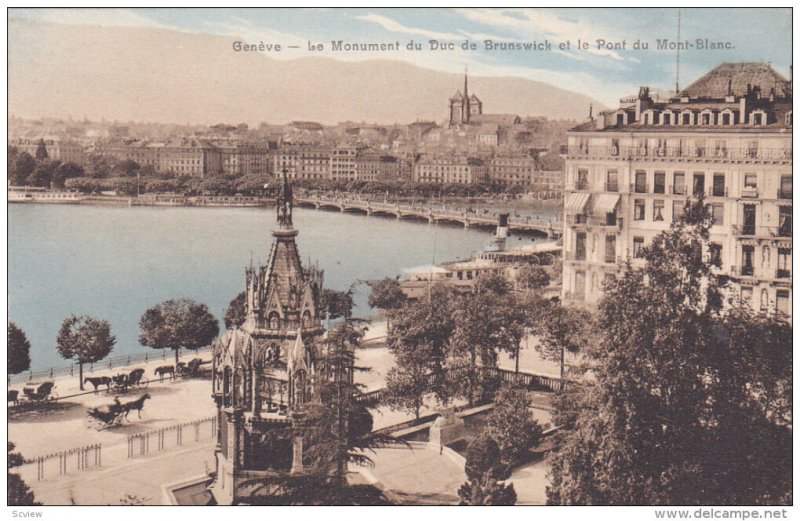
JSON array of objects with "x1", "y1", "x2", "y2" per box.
[
  {"x1": 85, "y1": 155, "x2": 112, "y2": 179},
  {"x1": 458, "y1": 435, "x2": 516, "y2": 505},
  {"x1": 52, "y1": 162, "x2": 85, "y2": 189},
  {"x1": 386, "y1": 284, "x2": 459, "y2": 407},
  {"x1": 484, "y1": 384, "x2": 543, "y2": 467},
  {"x1": 224, "y1": 291, "x2": 247, "y2": 329},
  {"x1": 319, "y1": 289, "x2": 354, "y2": 321},
  {"x1": 366, "y1": 277, "x2": 406, "y2": 330},
  {"x1": 112, "y1": 159, "x2": 140, "y2": 178},
  {"x1": 34, "y1": 138, "x2": 48, "y2": 161},
  {"x1": 547, "y1": 199, "x2": 792, "y2": 505},
  {"x1": 64, "y1": 177, "x2": 102, "y2": 194},
  {"x1": 383, "y1": 354, "x2": 430, "y2": 420},
  {"x1": 7, "y1": 322, "x2": 31, "y2": 377},
  {"x1": 139, "y1": 298, "x2": 219, "y2": 368},
  {"x1": 56, "y1": 315, "x2": 116, "y2": 391},
  {"x1": 8, "y1": 443, "x2": 39, "y2": 506},
  {"x1": 13, "y1": 152, "x2": 36, "y2": 185},
  {"x1": 7, "y1": 146, "x2": 19, "y2": 184},
  {"x1": 448, "y1": 282, "x2": 526, "y2": 404},
  {"x1": 536, "y1": 301, "x2": 594, "y2": 388},
  {"x1": 26, "y1": 160, "x2": 61, "y2": 188},
  {"x1": 235, "y1": 174, "x2": 271, "y2": 196},
  {"x1": 515, "y1": 264, "x2": 551, "y2": 291}
]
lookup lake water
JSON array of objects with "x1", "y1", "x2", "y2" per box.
[{"x1": 9, "y1": 204, "x2": 551, "y2": 369}]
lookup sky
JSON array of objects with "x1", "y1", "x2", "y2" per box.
[{"x1": 9, "y1": 7, "x2": 793, "y2": 107}]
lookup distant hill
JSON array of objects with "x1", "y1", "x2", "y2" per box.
[{"x1": 9, "y1": 18, "x2": 605, "y2": 125}]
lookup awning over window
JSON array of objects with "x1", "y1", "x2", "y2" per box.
[
  {"x1": 592, "y1": 193, "x2": 621, "y2": 218},
  {"x1": 565, "y1": 192, "x2": 590, "y2": 215}
]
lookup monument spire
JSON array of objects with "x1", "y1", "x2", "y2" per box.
[{"x1": 276, "y1": 167, "x2": 294, "y2": 229}]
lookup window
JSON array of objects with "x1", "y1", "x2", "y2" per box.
[
  {"x1": 575, "y1": 233, "x2": 586, "y2": 261},
  {"x1": 604, "y1": 235, "x2": 616, "y2": 263},
  {"x1": 606, "y1": 169, "x2": 619, "y2": 192},
  {"x1": 635, "y1": 171, "x2": 647, "y2": 193},
  {"x1": 673, "y1": 172, "x2": 686, "y2": 195},
  {"x1": 742, "y1": 204, "x2": 756, "y2": 235},
  {"x1": 712, "y1": 174, "x2": 725, "y2": 197},
  {"x1": 576, "y1": 168, "x2": 589, "y2": 190},
  {"x1": 654, "y1": 171, "x2": 665, "y2": 194},
  {"x1": 634, "y1": 199, "x2": 645, "y2": 221},
  {"x1": 776, "y1": 290, "x2": 790, "y2": 316},
  {"x1": 682, "y1": 112, "x2": 692, "y2": 125},
  {"x1": 779, "y1": 176, "x2": 792, "y2": 199},
  {"x1": 633, "y1": 237, "x2": 644, "y2": 258},
  {"x1": 575, "y1": 271, "x2": 586, "y2": 300},
  {"x1": 693, "y1": 173, "x2": 705, "y2": 196},
  {"x1": 709, "y1": 243, "x2": 722, "y2": 267},
  {"x1": 701, "y1": 113, "x2": 711, "y2": 125},
  {"x1": 653, "y1": 200, "x2": 665, "y2": 221},
  {"x1": 714, "y1": 140, "x2": 727, "y2": 157},
  {"x1": 711, "y1": 204, "x2": 724, "y2": 225},
  {"x1": 747, "y1": 141, "x2": 758, "y2": 158},
  {"x1": 753, "y1": 112, "x2": 763, "y2": 125},
  {"x1": 779, "y1": 206, "x2": 792, "y2": 237},
  {"x1": 786, "y1": 111, "x2": 793, "y2": 127},
  {"x1": 672, "y1": 201, "x2": 685, "y2": 222},
  {"x1": 663, "y1": 112, "x2": 672, "y2": 125},
  {"x1": 744, "y1": 173, "x2": 758, "y2": 189},
  {"x1": 777, "y1": 248, "x2": 791, "y2": 278},
  {"x1": 742, "y1": 245, "x2": 754, "y2": 276},
  {"x1": 694, "y1": 139, "x2": 706, "y2": 157},
  {"x1": 721, "y1": 112, "x2": 731, "y2": 125}
]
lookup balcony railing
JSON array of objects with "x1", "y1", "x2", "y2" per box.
[
  {"x1": 778, "y1": 189, "x2": 793, "y2": 200},
  {"x1": 562, "y1": 145, "x2": 792, "y2": 162},
  {"x1": 570, "y1": 217, "x2": 623, "y2": 230},
  {"x1": 776, "y1": 268, "x2": 792, "y2": 279}
]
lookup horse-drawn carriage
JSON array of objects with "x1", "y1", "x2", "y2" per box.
[
  {"x1": 110, "y1": 368, "x2": 149, "y2": 393},
  {"x1": 22, "y1": 381, "x2": 58, "y2": 402},
  {"x1": 177, "y1": 358, "x2": 206, "y2": 378},
  {"x1": 8, "y1": 381, "x2": 58, "y2": 408},
  {"x1": 85, "y1": 394, "x2": 151, "y2": 430}
]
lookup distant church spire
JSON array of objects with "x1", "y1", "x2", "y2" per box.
[{"x1": 464, "y1": 66, "x2": 470, "y2": 123}]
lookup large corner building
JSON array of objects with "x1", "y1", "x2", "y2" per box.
[{"x1": 561, "y1": 62, "x2": 792, "y2": 319}]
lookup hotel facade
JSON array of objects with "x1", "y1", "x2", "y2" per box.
[{"x1": 561, "y1": 63, "x2": 792, "y2": 319}]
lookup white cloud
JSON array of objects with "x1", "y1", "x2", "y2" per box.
[
  {"x1": 356, "y1": 13, "x2": 463, "y2": 41},
  {"x1": 11, "y1": 8, "x2": 169, "y2": 29}
]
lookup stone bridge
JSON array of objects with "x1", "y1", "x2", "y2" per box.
[{"x1": 295, "y1": 196, "x2": 563, "y2": 238}]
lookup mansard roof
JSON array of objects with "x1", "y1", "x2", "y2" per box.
[{"x1": 683, "y1": 62, "x2": 791, "y2": 99}]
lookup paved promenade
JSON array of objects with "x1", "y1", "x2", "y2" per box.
[{"x1": 10, "y1": 322, "x2": 557, "y2": 505}]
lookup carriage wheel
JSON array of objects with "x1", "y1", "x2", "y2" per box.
[{"x1": 137, "y1": 377, "x2": 149, "y2": 389}]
